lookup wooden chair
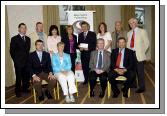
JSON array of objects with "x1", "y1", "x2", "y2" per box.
[
  {"x1": 108, "y1": 76, "x2": 131, "y2": 98},
  {"x1": 32, "y1": 80, "x2": 57, "y2": 103},
  {"x1": 57, "y1": 79, "x2": 79, "y2": 100}
]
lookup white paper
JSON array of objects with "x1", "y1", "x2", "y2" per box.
[{"x1": 80, "y1": 43, "x2": 88, "y2": 49}]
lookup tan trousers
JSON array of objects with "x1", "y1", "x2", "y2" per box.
[{"x1": 33, "y1": 72, "x2": 56, "y2": 97}]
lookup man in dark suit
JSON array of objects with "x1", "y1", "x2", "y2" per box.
[
  {"x1": 10, "y1": 23, "x2": 31, "y2": 97},
  {"x1": 89, "y1": 39, "x2": 110, "y2": 98},
  {"x1": 108, "y1": 37, "x2": 135, "y2": 98},
  {"x1": 28, "y1": 39, "x2": 56, "y2": 101},
  {"x1": 78, "y1": 21, "x2": 97, "y2": 84}
]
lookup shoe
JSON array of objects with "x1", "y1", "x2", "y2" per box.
[
  {"x1": 15, "y1": 92, "x2": 21, "y2": 97},
  {"x1": 38, "y1": 94, "x2": 44, "y2": 101},
  {"x1": 90, "y1": 91, "x2": 95, "y2": 97},
  {"x1": 135, "y1": 89, "x2": 145, "y2": 93},
  {"x1": 70, "y1": 95, "x2": 75, "y2": 103},
  {"x1": 112, "y1": 91, "x2": 120, "y2": 98},
  {"x1": 99, "y1": 91, "x2": 105, "y2": 98},
  {"x1": 82, "y1": 81, "x2": 88, "y2": 85},
  {"x1": 65, "y1": 95, "x2": 71, "y2": 103},
  {"x1": 45, "y1": 90, "x2": 53, "y2": 99}
]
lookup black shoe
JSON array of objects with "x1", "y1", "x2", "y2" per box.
[
  {"x1": 136, "y1": 89, "x2": 145, "y2": 93},
  {"x1": 45, "y1": 90, "x2": 53, "y2": 99},
  {"x1": 99, "y1": 91, "x2": 105, "y2": 98},
  {"x1": 123, "y1": 91, "x2": 128, "y2": 98},
  {"x1": 90, "y1": 91, "x2": 95, "y2": 97},
  {"x1": 83, "y1": 81, "x2": 88, "y2": 85},
  {"x1": 121, "y1": 87, "x2": 125, "y2": 92},
  {"x1": 15, "y1": 92, "x2": 21, "y2": 97},
  {"x1": 112, "y1": 91, "x2": 120, "y2": 98},
  {"x1": 38, "y1": 93, "x2": 44, "y2": 101}
]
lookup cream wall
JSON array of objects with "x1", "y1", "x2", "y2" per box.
[
  {"x1": 7, "y1": 5, "x2": 43, "y2": 38},
  {"x1": 105, "y1": 5, "x2": 121, "y2": 33}
]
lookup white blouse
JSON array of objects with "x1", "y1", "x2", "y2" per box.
[
  {"x1": 97, "y1": 32, "x2": 112, "y2": 52},
  {"x1": 47, "y1": 35, "x2": 61, "y2": 53}
]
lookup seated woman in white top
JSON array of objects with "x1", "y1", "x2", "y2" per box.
[
  {"x1": 47, "y1": 25, "x2": 61, "y2": 54},
  {"x1": 52, "y1": 42, "x2": 77, "y2": 103},
  {"x1": 97, "y1": 22, "x2": 112, "y2": 52}
]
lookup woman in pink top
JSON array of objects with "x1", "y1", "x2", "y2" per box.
[{"x1": 47, "y1": 25, "x2": 61, "y2": 54}]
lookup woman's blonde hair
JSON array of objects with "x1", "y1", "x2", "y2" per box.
[{"x1": 57, "y1": 42, "x2": 65, "y2": 47}]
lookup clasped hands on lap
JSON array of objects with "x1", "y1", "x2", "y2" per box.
[
  {"x1": 32, "y1": 72, "x2": 56, "y2": 82},
  {"x1": 114, "y1": 68, "x2": 127, "y2": 75}
]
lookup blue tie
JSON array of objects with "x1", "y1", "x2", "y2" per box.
[
  {"x1": 38, "y1": 52, "x2": 42, "y2": 62},
  {"x1": 97, "y1": 51, "x2": 102, "y2": 69}
]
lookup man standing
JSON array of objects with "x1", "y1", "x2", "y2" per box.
[
  {"x1": 28, "y1": 40, "x2": 56, "y2": 101},
  {"x1": 127, "y1": 18, "x2": 149, "y2": 93},
  {"x1": 78, "y1": 21, "x2": 97, "y2": 84},
  {"x1": 89, "y1": 39, "x2": 110, "y2": 98},
  {"x1": 108, "y1": 37, "x2": 135, "y2": 98},
  {"x1": 29, "y1": 22, "x2": 48, "y2": 52},
  {"x1": 10, "y1": 23, "x2": 31, "y2": 97},
  {"x1": 111, "y1": 21, "x2": 127, "y2": 50}
]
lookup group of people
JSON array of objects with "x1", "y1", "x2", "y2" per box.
[{"x1": 9, "y1": 17, "x2": 149, "y2": 103}]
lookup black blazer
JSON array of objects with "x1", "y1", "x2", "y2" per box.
[
  {"x1": 110, "y1": 48, "x2": 135, "y2": 71},
  {"x1": 10, "y1": 34, "x2": 31, "y2": 67},
  {"x1": 61, "y1": 34, "x2": 77, "y2": 57},
  {"x1": 78, "y1": 31, "x2": 97, "y2": 54},
  {"x1": 28, "y1": 51, "x2": 53, "y2": 77}
]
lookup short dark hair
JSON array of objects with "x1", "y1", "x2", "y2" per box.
[
  {"x1": 36, "y1": 22, "x2": 43, "y2": 27},
  {"x1": 98, "y1": 22, "x2": 107, "y2": 33},
  {"x1": 117, "y1": 37, "x2": 126, "y2": 42},
  {"x1": 81, "y1": 21, "x2": 89, "y2": 26},
  {"x1": 18, "y1": 23, "x2": 26, "y2": 28},
  {"x1": 48, "y1": 25, "x2": 59, "y2": 36},
  {"x1": 35, "y1": 39, "x2": 44, "y2": 45}
]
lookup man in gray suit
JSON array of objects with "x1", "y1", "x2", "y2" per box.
[
  {"x1": 89, "y1": 38, "x2": 111, "y2": 98},
  {"x1": 111, "y1": 21, "x2": 127, "y2": 50}
]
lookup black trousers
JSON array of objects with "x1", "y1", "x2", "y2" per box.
[
  {"x1": 89, "y1": 71, "x2": 108, "y2": 92},
  {"x1": 81, "y1": 53, "x2": 90, "y2": 83},
  {"x1": 136, "y1": 61, "x2": 145, "y2": 90},
  {"x1": 14, "y1": 65, "x2": 30, "y2": 94},
  {"x1": 108, "y1": 70, "x2": 135, "y2": 94},
  {"x1": 70, "y1": 53, "x2": 76, "y2": 73}
]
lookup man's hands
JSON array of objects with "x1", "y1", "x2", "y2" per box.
[
  {"x1": 32, "y1": 75, "x2": 40, "y2": 82},
  {"x1": 114, "y1": 68, "x2": 127, "y2": 75},
  {"x1": 48, "y1": 72, "x2": 55, "y2": 80},
  {"x1": 94, "y1": 69, "x2": 104, "y2": 74}
]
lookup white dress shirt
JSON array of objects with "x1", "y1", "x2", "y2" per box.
[
  {"x1": 129, "y1": 27, "x2": 138, "y2": 51},
  {"x1": 119, "y1": 48, "x2": 125, "y2": 68}
]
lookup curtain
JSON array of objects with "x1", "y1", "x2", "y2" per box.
[
  {"x1": 85, "y1": 5, "x2": 105, "y2": 33},
  {"x1": 5, "y1": 6, "x2": 15, "y2": 87},
  {"x1": 121, "y1": 5, "x2": 135, "y2": 31},
  {"x1": 43, "y1": 5, "x2": 60, "y2": 35}
]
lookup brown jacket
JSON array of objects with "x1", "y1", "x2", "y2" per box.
[{"x1": 89, "y1": 50, "x2": 111, "y2": 72}]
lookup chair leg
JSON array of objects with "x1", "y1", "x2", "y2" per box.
[
  {"x1": 75, "y1": 80, "x2": 78, "y2": 97},
  {"x1": 33, "y1": 88, "x2": 36, "y2": 103},
  {"x1": 54, "y1": 88, "x2": 56, "y2": 100},
  {"x1": 128, "y1": 88, "x2": 130, "y2": 97},
  {"x1": 88, "y1": 82, "x2": 90, "y2": 98},
  {"x1": 107, "y1": 81, "x2": 111, "y2": 99},
  {"x1": 57, "y1": 82, "x2": 60, "y2": 100}
]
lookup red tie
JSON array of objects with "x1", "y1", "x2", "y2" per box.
[
  {"x1": 116, "y1": 50, "x2": 122, "y2": 68},
  {"x1": 130, "y1": 30, "x2": 135, "y2": 48}
]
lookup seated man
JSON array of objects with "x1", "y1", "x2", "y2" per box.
[
  {"x1": 89, "y1": 38, "x2": 111, "y2": 98},
  {"x1": 108, "y1": 37, "x2": 135, "y2": 98},
  {"x1": 28, "y1": 39, "x2": 56, "y2": 101}
]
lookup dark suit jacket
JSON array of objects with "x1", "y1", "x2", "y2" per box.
[
  {"x1": 28, "y1": 51, "x2": 53, "y2": 77},
  {"x1": 78, "y1": 31, "x2": 97, "y2": 55},
  {"x1": 10, "y1": 34, "x2": 31, "y2": 67},
  {"x1": 110, "y1": 48, "x2": 135, "y2": 71},
  {"x1": 61, "y1": 34, "x2": 77, "y2": 58}
]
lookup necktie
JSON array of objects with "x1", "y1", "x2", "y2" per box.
[
  {"x1": 116, "y1": 50, "x2": 122, "y2": 68},
  {"x1": 38, "y1": 52, "x2": 42, "y2": 62},
  {"x1": 22, "y1": 36, "x2": 25, "y2": 42},
  {"x1": 97, "y1": 51, "x2": 102, "y2": 69},
  {"x1": 130, "y1": 30, "x2": 135, "y2": 48},
  {"x1": 84, "y1": 32, "x2": 87, "y2": 40}
]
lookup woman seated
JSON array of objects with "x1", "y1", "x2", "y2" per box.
[{"x1": 52, "y1": 42, "x2": 77, "y2": 103}]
